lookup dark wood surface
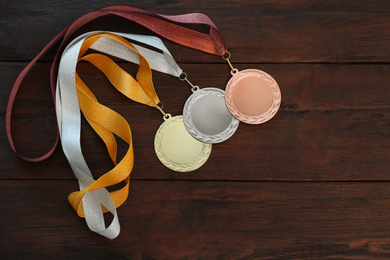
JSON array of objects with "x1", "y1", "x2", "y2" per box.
[{"x1": 1, "y1": 0, "x2": 389, "y2": 259}]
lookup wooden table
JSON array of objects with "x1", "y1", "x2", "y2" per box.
[{"x1": 1, "y1": 1, "x2": 390, "y2": 259}]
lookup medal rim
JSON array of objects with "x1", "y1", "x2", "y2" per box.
[
  {"x1": 225, "y1": 69, "x2": 281, "y2": 125},
  {"x1": 183, "y1": 87, "x2": 239, "y2": 144},
  {"x1": 154, "y1": 115, "x2": 212, "y2": 172}
]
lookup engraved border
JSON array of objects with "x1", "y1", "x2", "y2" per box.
[
  {"x1": 154, "y1": 115, "x2": 212, "y2": 172},
  {"x1": 225, "y1": 69, "x2": 281, "y2": 125},
  {"x1": 183, "y1": 88, "x2": 239, "y2": 144}
]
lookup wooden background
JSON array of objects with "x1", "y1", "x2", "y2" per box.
[{"x1": 1, "y1": 0, "x2": 390, "y2": 259}]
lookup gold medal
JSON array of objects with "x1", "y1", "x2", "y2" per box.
[{"x1": 154, "y1": 114, "x2": 212, "y2": 172}]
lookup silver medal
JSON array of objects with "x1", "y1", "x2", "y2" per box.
[{"x1": 183, "y1": 87, "x2": 239, "y2": 144}]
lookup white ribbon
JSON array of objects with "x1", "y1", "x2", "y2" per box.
[
  {"x1": 56, "y1": 31, "x2": 183, "y2": 239},
  {"x1": 89, "y1": 31, "x2": 182, "y2": 77}
]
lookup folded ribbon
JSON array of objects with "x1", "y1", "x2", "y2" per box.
[
  {"x1": 6, "y1": 6, "x2": 226, "y2": 162},
  {"x1": 57, "y1": 31, "x2": 184, "y2": 238}
]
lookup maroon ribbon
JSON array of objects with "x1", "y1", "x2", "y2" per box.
[{"x1": 6, "y1": 5, "x2": 227, "y2": 162}]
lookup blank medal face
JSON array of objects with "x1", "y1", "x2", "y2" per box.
[
  {"x1": 154, "y1": 115, "x2": 211, "y2": 172},
  {"x1": 183, "y1": 88, "x2": 239, "y2": 143},
  {"x1": 225, "y1": 69, "x2": 281, "y2": 124}
]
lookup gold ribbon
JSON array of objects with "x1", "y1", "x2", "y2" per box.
[{"x1": 68, "y1": 33, "x2": 161, "y2": 217}]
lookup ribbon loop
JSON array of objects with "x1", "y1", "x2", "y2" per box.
[
  {"x1": 56, "y1": 31, "x2": 184, "y2": 238},
  {"x1": 7, "y1": 6, "x2": 225, "y2": 161},
  {"x1": 6, "y1": 6, "x2": 227, "y2": 239}
]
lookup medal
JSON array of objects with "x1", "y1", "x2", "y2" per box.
[
  {"x1": 180, "y1": 73, "x2": 239, "y2": 144},
  {"x1": 182, "y1": 84, "x2": 239, "y2": 143},
  {"x1": 154, "y1": 114, "x2": 211, "y2": 172},
  {"x1": 5, "y1": 6, "x2": 282, "y2": 239},
  {"x1": 89, "y1": 31, "x2": 238, "y2": 144},
  {"x1": 223, "y1": 52, "x2": 281, "y2": 124},
  {"x1": 82, "y1": 32, "x2": 212, "y2": 172},
  {"x1": 87, "y1": 32, "x2": 214, "y2": 168}
]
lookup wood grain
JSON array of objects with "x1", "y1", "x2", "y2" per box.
[
  {"x1": 2, "y1": 180, "x2": 390, "y2": 259},
  {"x1": 1, "y1": 1, "x2": 390, "y2": 258},
  {"x1": 2, "y1": 62, "x2": 389, "y2": 181},
  {"x1": 1, "y1": 0, "x2": 390, "y2": 62}
]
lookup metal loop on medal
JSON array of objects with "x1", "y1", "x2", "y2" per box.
[
  {"x1": 231, "y1": 68, "x2": 239, "y2": 75},
  {"x1": 179, "y1": 71, "x2": 199, "y2": 92},
  {"x1": 156, "y1": 103, "x2": 172, "y2": 121},
  {"x1": 222, "y1": 51, "x2": 231, "y2": 61},
  {"x1": 163, "y1": 113, "x2": 172, "y2": 121},
  {"x1": 191, "y1": 85, "x2": 200, "y2": 93},
  {"x1": 179, "y1": 72, "x2": 188, "y2": 81},
  {"x1": 156, "y1": 102, "x2": 167, "y2": 117},
  {"x1": 222, "y1": 51, "x2": 237, "y2": 74}
]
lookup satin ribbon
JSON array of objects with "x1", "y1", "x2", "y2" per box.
[
  {"x1": 5, "y1": 5, "x2": 227, "y2": 239},
  {"x1": 6, "y1": 6, "x2": 226, "y2": 162},
  {"x1": 76, "y1": 31, "x2": 184, "y2": 170},
  {"x1": 88, "y1": 32, "x2": 182, "y2": 78},
  {"x1": 56, "y1": 31, "x2": 183, "y2": 238},
  {"x1": 57, "y1": 33, "x2": 124, "y2": 239},
  {"x1": 76, "y1": 31, "x2": 187, "y2": 167},
  {"x1": 77, "y1": 31, "x2": 184, "y2": 175}
]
